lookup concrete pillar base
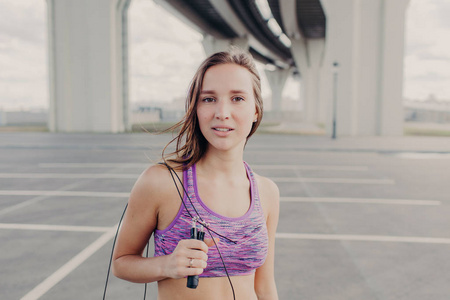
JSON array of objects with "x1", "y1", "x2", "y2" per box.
[
  {"x1": 264, "y1": 68, "x2": 290, "y2": 112},
  {"x1": 291, "y1": 38, "x2": 325, "y2": 123}
]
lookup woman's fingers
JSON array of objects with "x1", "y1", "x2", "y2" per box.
[
  {"x1": 187, "y1": 257, "x2": 207, "y2": 269},
  {"x1": 166, "y1": 239, "x2": 211, "y2": 279},
  {"x1": 203, "y1": 237, "x2": 220, "y2": 247},
  {"x1": 180, "y1": 239, "x2": 210, "y2": 252}
]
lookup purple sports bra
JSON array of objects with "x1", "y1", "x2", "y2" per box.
[{"x1": 153, "y1": 162, "x2": 268, "y2": 277}]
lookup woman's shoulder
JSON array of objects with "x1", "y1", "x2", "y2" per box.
[
  {"x1": 138, "y1": 162, "x2": 183, "y2": 189},
  {"x1": 141, "y1": 162, "x2": 173, "y2": 177},
  {"x1": 245, "y1": 162, "x2": 277, "y2": 194},
  {"x1": 129, "y1": 162, "x2": 182, "y2": 200},
  {"x1": 253, "y1": 173, "x2": 279, "y2": 200},
  {"x1": 252, "y1": 172, "x2": 279, "y2": 221}
]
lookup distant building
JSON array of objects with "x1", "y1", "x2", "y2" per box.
[
  {"x1": 0, "y1": 109, "x2": 48, "y2": 126},
  {"x1": 404, "y1": 96, "x2": 450, "y2": 123}
]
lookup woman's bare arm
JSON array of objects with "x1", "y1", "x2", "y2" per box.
[
  {"x1": 254, "y1": 176, "x2": 280, "y2": 300},
  {"x1": 112, "y1": 164, "x2": 209, "y2": 283}
]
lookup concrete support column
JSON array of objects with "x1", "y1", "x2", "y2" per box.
[
  {"x1": 291, "y1": 38, "x2": 325, "y2": 122},
  {"x1": 379, "y1": 0, "x2": 410, "y2": 135},
  {"x1": 320, "y1": 0, "x2": 409, "y2": 136},
  {"x1": 47, "y1": 0, "x2": 130, "y2": 132},
  {"x1": 201, "y1": 35, "x2": 249, "y2": 56},
  {"x1": 264, "y1": 68, "x2": 290, "y2": 112}
]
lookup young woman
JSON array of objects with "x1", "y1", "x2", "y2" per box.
[{"x1": 112, "y1": 49, "x2": 280, "y2": 300}]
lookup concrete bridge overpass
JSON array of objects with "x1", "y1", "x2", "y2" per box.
[{"x1": 47, "y1": 0, "x2": 410, "y2": 136}]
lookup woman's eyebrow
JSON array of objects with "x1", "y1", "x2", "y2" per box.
[
  {"x1": 200, "y1": 89, "x2": 249, "y2": 94},
  {"x1": 200, "y1": 90, "x2": 215, "y2": 95},
  {"x1": 230, "y1": 90, "x2": 248, "y2": 94}
]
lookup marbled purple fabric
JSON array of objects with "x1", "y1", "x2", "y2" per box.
[{"x1": 154, "y1": 162, "x2": 268, "y2": 277}]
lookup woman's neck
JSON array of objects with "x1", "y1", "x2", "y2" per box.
[{"x1": 196, "y1": 149, "x2": 246, "y2": 180}]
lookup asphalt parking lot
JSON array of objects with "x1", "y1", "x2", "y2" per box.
[{"x1": 1, "y1": 132, "x2": 449, "y2": 300}]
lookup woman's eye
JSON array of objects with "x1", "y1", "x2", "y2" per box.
[
  {"x1": 202, "y1": 97, "x2": 215, "y2": 103},
  {"x1": 233, "y1": 96, "x2": 245, "y2": 102}
]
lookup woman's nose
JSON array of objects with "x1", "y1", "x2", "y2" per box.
[{"x1": 215, "y1": 100, "x2": 230, "y2": 120}]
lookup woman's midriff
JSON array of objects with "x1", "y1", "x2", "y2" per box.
[{"x1": 157, "y1": 274, "x2": 258, "y2": 300}]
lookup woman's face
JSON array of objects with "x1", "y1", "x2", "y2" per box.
[{"x1": 196, "y1": 63, "x2": 258, "y2": 154}]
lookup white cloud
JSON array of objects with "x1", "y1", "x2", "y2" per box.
[
  {"x1": 0, "y1": 0, "x2": 46, "y2": 44},
  {"x1": 403, "y1": 0, "x2": 450, "y2": 100},
  {"x1": 128, "y1": 0, "x2": 205, "y2": 104},
  {"x1": 0, "y1": 0, "x2": 47, "y2": 110},
  {"x1": 404, "y1": 53, "x2": 450, "y2": 100}
]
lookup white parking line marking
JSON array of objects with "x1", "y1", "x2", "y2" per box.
[
  {"x1": 0, "y1": 173, "x2": 393, "y2": 184},
  {"x1": 276, "y1": 233, "x2": 450, "y2": 244},
  {"x1": 0, "y1": 173, "x2": 137, "y2": 179},
  {"x1": 6, "y1": 193, "x2": 431, "y2": 206},
  {"x1": 39, "y1": 163, "x2": 146, "y2": 168},
  {"x1": 20, "y1": 227, "x2": 116, "y2": 300},
  {"x1": 0, "y1": 223, "x2": 110, "y2": 232},
  {"x1": 274, "y1": 177, "x2": 395, "y2": 184},
  {"x1": 281, "y1": 197, "x2": 441, "y2": 206},
  {"x1": 253, "y1": 165, "x2": 369, "y2": 171},
  {"x1": 0, "y1": 190, "x2": 129, "y2": 198},
  {"x1": 39, "y1": 163, "x2": 369, "y2": 171},
  {"x1": 0, "y1": 182, "x2": 87, "y2": 217}
]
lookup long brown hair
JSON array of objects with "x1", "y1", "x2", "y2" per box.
[{"x1": 162, "y1": 48, "x2": 263, "y2": 170}]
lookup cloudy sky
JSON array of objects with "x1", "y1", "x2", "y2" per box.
[
  {"x1": 404, "y1": 0, "x2": 450, "y2": 101},
  {"x1": 0, "y1": 0, "x2": 449, "y2": 111}
]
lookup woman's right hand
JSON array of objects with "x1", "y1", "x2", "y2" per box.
[{"x1": 164, "y1": 238, "x2": 216, "y2": 279}]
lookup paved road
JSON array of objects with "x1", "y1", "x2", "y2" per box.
[{"x1": 0, "y1": 132, "x2": 449, "y2": 300}]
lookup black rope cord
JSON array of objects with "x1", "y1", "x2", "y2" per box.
[{"x1": 103, "y1": 163, "x2": 236, "y2": 300}]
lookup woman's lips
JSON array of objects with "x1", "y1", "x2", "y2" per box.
[
  {"x1": 212, "y1": 126, "x2": 234, "y2": 136},
  {"x1": 213, "y1": 127, "x2": 233, "y2": 132}
]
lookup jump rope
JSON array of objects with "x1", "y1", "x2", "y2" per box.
[{"x1": 103, "y1": 162, "x2": 236, "y2": 299}]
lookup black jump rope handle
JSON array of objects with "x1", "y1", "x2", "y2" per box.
[{"x1": 187, "y1": 227, "x2": 205, "y2": 289}]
